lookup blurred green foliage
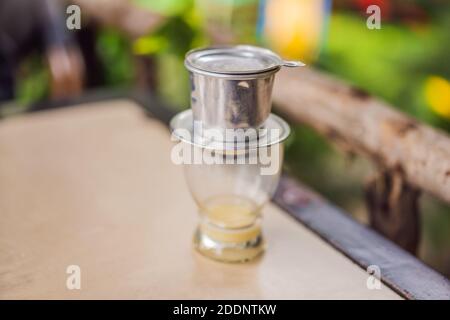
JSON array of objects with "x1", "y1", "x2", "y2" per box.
[
  {"x1": 134, "y1": 0, "x2": 193, "y2": 16},
  {"x1": 317, "y1": 11, "x2": 450, "y2": 131},
  {"x1": 132, "y1": 1, "x2": 207, "y2": 107},
  {"x1": 97, "y1": 29, "x2": 135, "y2": 86},
  {"x1": 150, "y1": 15, "x2": 201, "y2": 107},
  {"x1": 16, "y1": 55, "x2": 50, "y2": 105}
]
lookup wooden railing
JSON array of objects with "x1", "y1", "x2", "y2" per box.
[{"x1": 273, "y1": 67, "x2": 450, "y2": 254}]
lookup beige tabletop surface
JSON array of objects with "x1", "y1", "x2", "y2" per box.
[{"x1": 0, "y1": 100, "x2": 400, "y2": 299}]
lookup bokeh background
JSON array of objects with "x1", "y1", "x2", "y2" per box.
[{"x1": 1, "y1": 0, "x2": 449, "y2": 276}]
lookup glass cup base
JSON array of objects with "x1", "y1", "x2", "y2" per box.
[{"x1": 193, "y1": 222, "x2": 264, "y2": 263}]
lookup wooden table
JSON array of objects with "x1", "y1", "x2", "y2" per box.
[{"x1": 0, "y1": 98, "x2": 446, "y2": 299}]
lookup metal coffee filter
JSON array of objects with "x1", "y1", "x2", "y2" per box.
[{"x1": 185, "y1": 45, "x2": 304, "y2": 132}]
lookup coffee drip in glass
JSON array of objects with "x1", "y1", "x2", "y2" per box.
[{"x1": 171, "y1": 45, "x2": 302, "y2": 262}]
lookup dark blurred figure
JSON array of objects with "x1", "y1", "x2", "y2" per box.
[{"x1": 0, "y1": 0, "x2": 84, "y2": 102}]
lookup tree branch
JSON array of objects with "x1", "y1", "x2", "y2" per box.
[{"x1": 273, "y1": 67, "x2": 450, "y2": 204}]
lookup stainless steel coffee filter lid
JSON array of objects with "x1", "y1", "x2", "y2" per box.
[{"x1": 185, "y1": 45, "x2": 304, "y2": 75}]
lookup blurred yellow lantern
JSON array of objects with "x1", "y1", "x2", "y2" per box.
[
  {"x1": 262, "y1": 0, "x2": 329, "y2": 62},
  {"x1": 425, "y1": 75, "x2": 450, "y2": 120}
]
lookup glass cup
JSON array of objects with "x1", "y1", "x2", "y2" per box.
[{"x1": 184, "y1": 142, "x2": 284, "y2": 263}]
